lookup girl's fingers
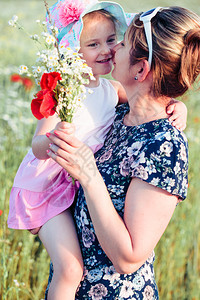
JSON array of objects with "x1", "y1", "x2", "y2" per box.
[
  {"x1": 168, "y1": 113, "x2": 180, "y2": 122},
  {"x1": 55, "y1": 122, "x2": 76, "y2": 134},
  {"x1": 167, "y1": 103, "x2": 176, "y2": 114},
  {"x1": 181, "y1": 124, "x2": 186, "y2": 131},
  {"x1": 172, "y1": 120, "x2": 186, "y2": 131}
]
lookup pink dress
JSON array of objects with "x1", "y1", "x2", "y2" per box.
[{"x1": 7, "y1": 78, "x2": 118, "y2": 229}]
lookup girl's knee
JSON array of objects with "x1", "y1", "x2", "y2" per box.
[{"x1": 55, "y1": 258, "x2": 83, "y2": 285}]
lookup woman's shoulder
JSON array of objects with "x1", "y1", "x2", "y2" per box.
[
  {"x1": 129, "y1": 119, "x2": 189, "y2": 200},
  {"x1": 146, "y1": 118, "x2": 188, "y2": 149},
  {"x1": 139, "y1": 119, "x2": 188, "y2": 168}
]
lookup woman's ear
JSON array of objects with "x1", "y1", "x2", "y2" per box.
[{"x1": 134, "y1": 60, "x2": 150, "y2": 82}]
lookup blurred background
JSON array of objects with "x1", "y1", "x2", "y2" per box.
[{"x1": 0, "y1": 0, "x2": 200, "y2": 299}]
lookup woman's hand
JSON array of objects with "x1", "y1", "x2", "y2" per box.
[
  {"x1": 46, "y1": 123, "x2": 97, "y2": 186},
  {"x1": 32, "y1": 117, "x2": 76, "y2": 160}
]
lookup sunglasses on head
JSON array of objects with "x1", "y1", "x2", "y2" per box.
[{"x1": 139, "y1": 7, "x2": 163, "y2": 69}]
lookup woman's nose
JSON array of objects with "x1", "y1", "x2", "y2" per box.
[{"x1": 113, "y1": 42, "x2": 120, "y2": 52}]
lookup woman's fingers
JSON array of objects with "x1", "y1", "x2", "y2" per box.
[
  {"x1": 46, "y1": 131, "x2": 82, "y2": 154},
  {"x1": 54, "y1": 129, "x2": 83, "y2": 148},
  {"x1": 47, "y1": 143, "x2": 97, "y2": 185},
  {"x1": 47, "y1": 149, "x2": 78, "y2": 179},
  {"x1": 46, "y1": 131, "x2": 93, "y2": 164},
  {"x1": 47, "y1": 146, "x2": 76, "y2": 165},
  {"x1": 46, "y1": 130, "x2": 97, "y2": 183}
]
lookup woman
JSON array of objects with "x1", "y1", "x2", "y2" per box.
[{"x1": 46, "y1": 6, "x2": 200, "y2": 299}]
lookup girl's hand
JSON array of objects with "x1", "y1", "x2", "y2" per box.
[
  {"x1": 53, "y1": 121, "x2": 75, "y2": 134},
  {"x1": 167, "y1": 100, "x2": 187, "y2": 131},
  {"x1": 46, "y1": 126, "x2": 97, "y2": 186}
]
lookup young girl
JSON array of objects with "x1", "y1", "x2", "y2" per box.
[{"x1": 7, "y1": 1, "x2": 187, "y2": 299}]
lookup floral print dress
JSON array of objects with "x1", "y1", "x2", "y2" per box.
[{"x1": 45, "y1": 103, "x2": 188, "y2": 300}]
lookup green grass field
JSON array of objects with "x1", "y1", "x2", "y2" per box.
[{"x1": 0, "y1": 1, "x2": 200, "y2": 299}]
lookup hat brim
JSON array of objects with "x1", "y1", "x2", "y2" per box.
[
  {"x1": 81, "y1": 1, "x2": 135, "y2": 37},
  {"x1": 49, "y1": 0, "x2": 136, "y2": 50}
]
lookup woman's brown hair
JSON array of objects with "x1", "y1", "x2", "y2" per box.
[{"x1": 127, "y1": 6, "x2": 200, "y2": 98}]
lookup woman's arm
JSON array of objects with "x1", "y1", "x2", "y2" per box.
[
  {"x1": 46, "y1": 129, "x2": 177, "y2": 274},
  {"x1": 80, "y1": 175, "x2": 177, "y2": 274}
]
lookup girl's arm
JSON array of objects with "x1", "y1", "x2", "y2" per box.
[
  {"x1": 167, "y1": 100, "x2": 188, "y2": 131},
  {"x1": 32, "y1": 115, "x2": 59, "y2": 159},
  {"x1": 46, "y1": 129, "x2": 177, "y2": 274},
  {"x1": 109, "y1": 80, "x2": 128, "y2": 104}
]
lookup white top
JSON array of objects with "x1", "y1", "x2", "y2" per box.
[{"x1": 73, "y1": 77, "x2": 118, "y2": 148}]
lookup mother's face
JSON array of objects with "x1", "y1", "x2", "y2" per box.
[{"x1": 111, "y1": 31, "x2": 134, "y2": 87}]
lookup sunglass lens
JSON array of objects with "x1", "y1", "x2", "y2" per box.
[{"x1": 141, "y1": 8, "x2": 156, "y2": 17}]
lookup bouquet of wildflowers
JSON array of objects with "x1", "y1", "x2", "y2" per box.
[{"x1": 8, "y1": 2, "x2": 95, "y2": 122}]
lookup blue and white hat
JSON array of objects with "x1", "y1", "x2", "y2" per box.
[{"x1": 47, "y1": 0, "x2": 136, "y2": 50}]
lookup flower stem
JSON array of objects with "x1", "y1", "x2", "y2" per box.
[{"x1": 43, "y1": 0, "x2": 62, "y2": 65}]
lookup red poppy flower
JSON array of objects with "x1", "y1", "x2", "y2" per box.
[
  {"x1": 31, "y1": 89, "x2": 57, "y2": 119},
  {"x1": 22, "y1": 78, "x2": 34, "y2": 91},
  {"x1": 10, "y1": 74, "x2": 22, "y2": 82},
  {"x1": 0, "y1": 210, "x2": 2, "y2": 216},
  {"x1": 31, "y1": 72, "x2": 62, "y2": 120},
  {"x1": 40, "y1": 72, "x2": 62, "y2": 90}
]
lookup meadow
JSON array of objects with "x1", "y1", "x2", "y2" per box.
[{"x1": 0, "y1": 0, "x2": 200, "y2": 299}]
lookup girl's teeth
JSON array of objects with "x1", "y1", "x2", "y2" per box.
[{"x1": 99, "y1": 58, "x2": 110, "y2": 63}]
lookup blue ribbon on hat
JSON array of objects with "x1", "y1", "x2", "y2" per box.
[{"x1": 57, "y1": 21, "x2": 76, "y2": 42}]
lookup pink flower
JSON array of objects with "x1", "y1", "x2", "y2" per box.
[
  {"x1": 82, "y1": 226, "x2": 95, "y2": 248},
  {"x1": 99, "y1": 149, "x2": 113, "y2": 163},
  {"x1": 59, "y1": 0, "x2": 85, "y2": 27},
  {"x1": 119, "y1": 156, "x2": 134, "y2": 177}
]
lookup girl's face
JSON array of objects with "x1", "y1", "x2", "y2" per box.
[
  {"x1": 112, "y1": 32, "x2": 134, "y2": 87},
  {"x1": 80, "y1": 14, "x2": 117, "y2": 79}
]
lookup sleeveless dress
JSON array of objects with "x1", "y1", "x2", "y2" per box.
[
  {"x1": 7, "y1": 78, "x2": 118, "y2": 230},
  {"x1": 45, "y1": 103, "x2": 188, "y2": 299}
]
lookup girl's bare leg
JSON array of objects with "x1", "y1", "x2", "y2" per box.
[{"x1": 38, "y1": 209, "x2": 83, "y2": 300}]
